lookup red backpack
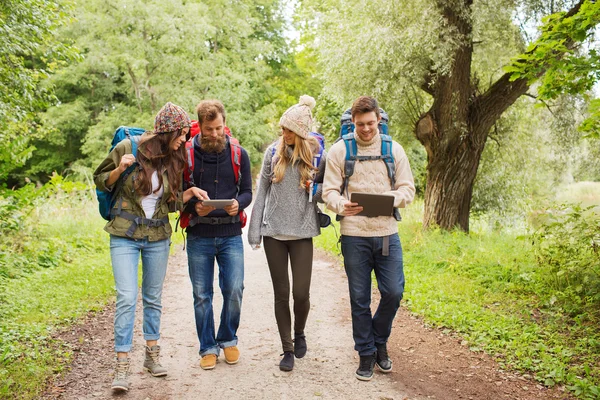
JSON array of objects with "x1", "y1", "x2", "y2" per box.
[{"x1": 179, "y1": 120, "x2": 247, "y2": 229}]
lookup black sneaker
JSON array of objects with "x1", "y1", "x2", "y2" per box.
[
  {"x1": 294, "y1": 334, "x2": 307, "y2": 359},
  {"x1": 355, "y1": 353, "x2": 376, "y2": 381},
  {"x1": 375, "y1": 343, "x2": 392, "y2": 373},
  {"x1": 279, "y1": 351, "x2": 294, "y2": 371}
]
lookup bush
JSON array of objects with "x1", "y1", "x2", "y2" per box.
[{"x1": 533, "y1": 204, "x2": 600, "y2": 312}]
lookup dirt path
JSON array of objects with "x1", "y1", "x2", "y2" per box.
[{"x1": 45, "y1": 232, "x2": 572, "y2": 400}]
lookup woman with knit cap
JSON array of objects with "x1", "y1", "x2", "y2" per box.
[
  {"x1": 94, "y1": 102, "x2": 207, "y2": 392},
  {"x1": 248, "y1": 95, "x2": 326, "y2": 372}
]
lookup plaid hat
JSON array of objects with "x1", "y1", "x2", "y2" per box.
[
  {"x1": 154, "y1": 102, "x2": 191, "y2": 134},
  {"x1": 279, "y1": 95, "x2": 316, "y2": 139}
]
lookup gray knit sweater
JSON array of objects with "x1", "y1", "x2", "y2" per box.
[{"x1": 248, "y1": 142, "x2": 327, "y2": 246}]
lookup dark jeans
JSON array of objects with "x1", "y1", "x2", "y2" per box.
[
  {"x1": 186, "y1": 235, "x2": 244, "y2": 356},
  {"x1": 263, "y1": 237, "x2": 313, "y2": 353},
  {"x1": 341, "y1": 234, "x2": 405, "y2": 356}
]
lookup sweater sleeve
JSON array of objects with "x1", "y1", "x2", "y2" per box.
[
  {"x1": 322, "y1": 141, "x2": 349, "y2": 215},
  {"x1": 382, "y1": 142, "x2": 415, "y2": 208},
  {"x1": 248, "y1": 145, "x2": 275, "y2": 246}
]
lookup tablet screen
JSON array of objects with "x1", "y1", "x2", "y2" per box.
[{"x1": 350, "y1": 193, "x2": 394, "y2": 217}]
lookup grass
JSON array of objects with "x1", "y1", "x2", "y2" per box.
[
  {"x1": 314, "y1": 201, "x2": 600, "y2": 400},
  {"x1": 0, "y1": 190, "x2": 113, "y2": 399}
]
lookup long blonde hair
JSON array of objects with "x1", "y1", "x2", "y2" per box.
[{"x1": 272, "y1": 134, "x2": 319, "y2": 190}]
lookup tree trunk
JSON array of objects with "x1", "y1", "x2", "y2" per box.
[{"x1": 422, "y1": 134, "x2": 485, "y2": 231}]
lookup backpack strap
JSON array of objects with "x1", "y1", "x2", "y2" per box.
[
  {"x1": 380, "y1": 134, "x2": 396, "y2": 187},
  {"x1": 340, "y1": 133, "x2": 357, "y2": 197},
  {"x1": 228, "y1": 136, "x2": 242, "y2": 189}
]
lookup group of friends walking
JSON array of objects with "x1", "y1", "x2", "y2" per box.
[{"x1": 93, "y1": 95, "x2": 415, "y2": 392}]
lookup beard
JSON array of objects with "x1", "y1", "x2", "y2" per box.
[{"x1": 200, "y1": 134, "x2": 227, "y2": 153}]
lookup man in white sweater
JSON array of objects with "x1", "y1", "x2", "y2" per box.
[{"x1": 323, "y1": 96, "x2": 415, "y2": 381}]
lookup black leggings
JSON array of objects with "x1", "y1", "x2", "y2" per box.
[{"x1": 263, "y1": 237, "x2": 313, "y2": 353}]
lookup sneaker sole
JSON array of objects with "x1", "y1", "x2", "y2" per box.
[
  {"x1": 355, "y1": 372, "x2": 374, "y2": 381},
  {"x1": 111, "y1": 385, "x2": 129, "y2": 392},
  {"x1": 144, "y1": 367, "x2": 168, "y2": 377},
  {"x1": 279, "y1": 366, "x2": 293, "y2": 372},
  {"x1": 376, "y1": 363, "x2": 392, "y2": 373},
  {"x1": 200, "y1": 364, "x2": 216, "y2": 370},
  {"x1": 225, "y1": 358, "x2": 239, "y2": 365}
]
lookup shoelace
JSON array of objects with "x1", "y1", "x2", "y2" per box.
[
  {"x1": 147, "y1": 348, "x2": 161, "y2": 364},
  {"x1": 115, "y1": 360, "x2": 129, "y2": 379}
]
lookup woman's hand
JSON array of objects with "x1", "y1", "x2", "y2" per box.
[
  {"x1": 118, "y1": 154, "x2": 136, "y2": 172},
  {"x1": 105, "y1": 154, "x2": 136, "y2": 187},
  {"x1": 183, "y1": 187, "x2": 209, "y2": 203}
]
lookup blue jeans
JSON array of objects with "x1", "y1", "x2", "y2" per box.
[
  {"x1": 186, "y1": 235, "x2": 244, "y2": 356},
  {"x1": 110, "y1": 235, "x2": 170, "y2": 353},
  {"x1": 341, "y1": 234, "x2": 405, "y2": 356}
]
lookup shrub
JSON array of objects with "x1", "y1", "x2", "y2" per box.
[{"x1": 533, "y1": 204, "x2": 600, "y2": 312}]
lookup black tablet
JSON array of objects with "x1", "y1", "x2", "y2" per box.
[{"x1": 350, "y1": 193, "x2": 394, "y2": 217}]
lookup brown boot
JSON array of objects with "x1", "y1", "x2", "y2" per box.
[
  {"x1": 200, "y1": 354, "x2": 217, "y2": 370},
  {"x1": 223, "y1": 346, "x2": 240, "y2": 364}
]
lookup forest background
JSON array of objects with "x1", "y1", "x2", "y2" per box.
[{"x1": 1, "y1": 0, "x2": 600, "y2": 399}]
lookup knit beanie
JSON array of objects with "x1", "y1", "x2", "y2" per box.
[
  {"x1": 154, "y1": 102, "x2": 191, "y2": 134},
  {"x1": 279, "y1": 95, "x2": 316, "y2": 139}
]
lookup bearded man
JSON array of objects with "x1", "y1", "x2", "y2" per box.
[{"x1": 184, "y1": 99, "x2": 252, "y2": 371}]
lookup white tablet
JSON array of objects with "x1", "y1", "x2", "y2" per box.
[{"x1": 201, "y1": 199, "x2": 234, "y2": 209}]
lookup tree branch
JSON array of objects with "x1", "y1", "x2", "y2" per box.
[{"x1": 470, "y1": 0, "x2": 588, "y2": 136}]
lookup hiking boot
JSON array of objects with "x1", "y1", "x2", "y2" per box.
[
  {"x1": 111, "y1": 357, "x2": 130, "y2": 392},
  {"x1": 294, "y1": 334, "x2": 307, "y2": 359},
  {"x1": 200, "y1": 354, "x2": 217, "y2": 370},
  {"x1": 144, "y1": 345, "x2": 167, "y2": 377},
  {"x1": 223, "y1": 346, "x2": 240, "y2": 365},
  {"x1": 375, "y1": 342, "x2": 392, "y2": 373},
  {"x1": 355, "y1": 353, "x2": 376, "y2": 381},
  {"x1": 279, "y1": 351, "x2": 294, "y2": 372}
]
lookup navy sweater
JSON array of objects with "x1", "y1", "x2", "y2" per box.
[{"x1": 185, "y1": 136, "x2": 252, "y2": 237}]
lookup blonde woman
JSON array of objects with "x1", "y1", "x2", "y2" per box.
[{"x1": 248, "y1": 95, "x2": 326, "y2": 371}]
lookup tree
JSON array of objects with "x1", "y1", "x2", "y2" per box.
[
  {"x1": 0, "y1": 0, "x2": 77, "y2": 182},
  {"x1": 11, "y1": 0, "x2": 290, "y2": 183},
  {"x1": 300, "y1": 0, "x2": 600, "y2": 231}
]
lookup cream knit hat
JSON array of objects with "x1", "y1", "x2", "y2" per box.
[{"x1": 279, "y1": 95, "x2": 316, "y2": 139}]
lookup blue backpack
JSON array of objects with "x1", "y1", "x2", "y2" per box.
[
  {"x1": 96, "y1": 126, "x2": 145, "y2": 220},
  {"x1": 337, "y1": 108, "x2": 401, "y2": 221},
  {"x1": 271, "y1": 131, "x2": 326, "y2": 198}
]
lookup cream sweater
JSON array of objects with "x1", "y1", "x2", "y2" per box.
[{"x1": 322, "y1": 134, "x2": 415, "y2": 237}]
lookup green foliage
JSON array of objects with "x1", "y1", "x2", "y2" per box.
[
  {"x1": 579, "y1": 99, "x2": 600, "y2": 139},
  {"x1": 0, "y1": 181, "x2": 112, "y2": 399},
  {"x1": 505, "y1": 1, "x2": 600, "y2": 99},
  {"x1": 0, "y1": 0, "x2": 79, "y2": 180},
  {"x1": 533, "y1": 204, "x2": 600, "y2": 309},
  {"x1": 471, "y1": 97, "x2": 559, "y2": 220},
  {"x1": 19, "y1": 0, "x2": 291, "y2": 180}
]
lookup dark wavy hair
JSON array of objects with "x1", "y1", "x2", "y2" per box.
[{"x1": 134, "y1": 130, "x2": 187, "y2": 201}]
